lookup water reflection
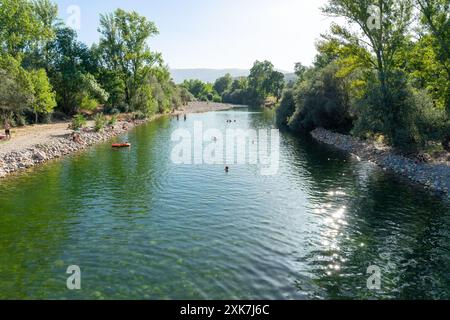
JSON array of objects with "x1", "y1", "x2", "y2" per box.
[{"x1": 0, "y1": 108, "x2": 449, "y2": 299}]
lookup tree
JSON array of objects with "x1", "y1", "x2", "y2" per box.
[
  {"x1": 415, "y1": 0, "x2": 450, "y2": 151},
  {"x1": 29, "y1": 69, "x2": 56, "y2": 123},
  {"x1": 214, "y1": 73, "x2": 233, "y2": 96},
  {"x1": 322, "y1": 0, "x2": 415, "y2": 144},
  {"x1": 98, "y1": 9, "x2": 161, "y2": 105},
  {"x1": 0, "y1": 54, "x2": 34, "y2": 120},
  {"x1": 416, "y1": 0, "x2": 450, "y2": 110},
  {"x1": 29, "y1": 0, "x2": 60, "y2": 71},
  {"x1": 247, "y1": 60, "x2": 285, "y2": 105},
  {"x1": 276, "y1": 89, "x2": 297, "y2": 128},
  {"x1": 0, "y1": 0, "x2": 53, "y2": 59},
  {"x1": 182, "y1": 79, "x2": 219, "y2": 101},
  {"x1": 288, "y1": 62, "x2": 353, "y2": 133},
  {"x1": 49, "y1": 27, "x2": 105, "y2": 115}
]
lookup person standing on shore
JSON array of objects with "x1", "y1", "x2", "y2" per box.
[{"x1": 4, "y1": 121, "x2": 11, "y2": 140}]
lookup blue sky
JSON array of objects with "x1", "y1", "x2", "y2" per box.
[{"x1": 55, "y1": 0, "x2": 331, "y2": 72}]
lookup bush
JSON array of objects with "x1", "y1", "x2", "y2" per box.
[
  {"x1": 80, "y1": 95, "x2": 99, "y2": 111},
  {"x1": 288, "y1": 63, "x2": 353, "y2": 133},
  {"x1": 276, "y1": 89, "x2": 296, "y2": 128},
  {"x1": 133, "y1": 111, "x2": 147, "y2": 120},
  {"x1": 131, "y1": 84, "x2": 158, "y2": 116},
  {"x1": 108, "y1": 114, "x2": 118, "y2": 126},
  {"x1": 352, "y1": 71, "x2": 447, "y2": 152},
  {"x1": 94, "y1": 113, "x2": 107, "y2": 132},
  {"x1": 72, "y1": 114, "x2": 87, "y2": 130}
]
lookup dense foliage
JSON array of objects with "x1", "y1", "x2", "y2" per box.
[
  {"x1": 0, "y1": 0, "x2": 189, "y2": 126},
  {"x1": 276, "y1": 0, "x2": 449, "y2": 153},
  {"x1": 182, "y1": 60, "x2": 285, "y2": 107}
]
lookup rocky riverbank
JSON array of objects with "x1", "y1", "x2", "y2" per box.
[
  {"x1": 0, "y1": 119, "x2": 147, "y2": 178},
  {"x1": 0, "y1": 102, "x2": 237, "y2": 179},
  {"x1": 311, "y1": 128, "x2": 450, "y2": 199}
]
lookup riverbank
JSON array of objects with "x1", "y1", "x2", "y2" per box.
[
  {"x1": 0, "y1": 102, "x2": 235, "y2": 178},
  {"x1": 311, "y1": 128, "x2": 450, "y2": 199}
]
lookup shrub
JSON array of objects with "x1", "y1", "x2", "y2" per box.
[
  {"x1": 80, "y1": 95, "x2": 99, "y2": 111},
  {"x1": 276, "y1": 89, "x2": 296, "y2": 128},
  {"x1": 108, "y1": 114, "x2": 118, "y2": 126},
  {"x1": 94, "y1": 113, "x2": 107, "y2": 132},
  {"x1": 131, "y1": 84, "x2": 158, "y2": 116},
  {"x1": 353, "y1": 71, "x2": 448, "y2": 152},
  {"x1": 72, "y1": 114, "x2": 87, "y2": 130},
  {"x1": 133, "y1": 111, "x2": 147, "y2": 120},
  {"x1": 288, "y1": 63, "x2": 353, "y2": 133}
]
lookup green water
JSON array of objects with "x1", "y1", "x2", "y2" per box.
[{"x1": 0, "y1": 107, "x2": 449, "y2": 299}]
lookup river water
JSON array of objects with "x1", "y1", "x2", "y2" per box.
[{"x1": 0, "y1": 107, "x2": 449, "y2": 299}]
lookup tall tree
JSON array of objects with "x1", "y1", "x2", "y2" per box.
[
  {"x1": 214, "y1": 73, "x2": 233, "y2": 96},
  {"x1": 415, "y1": 0, "x2": 450, "y2": 112},
  {"x1": 323, "y1": 0, "x2": 414, "y2": 143},
  {"x1": 0, "y1": 0, "x2": 53, "y2": 59},
  {"x1": 248, "y1": 60, "x2": 285, "y2": 105},
  {"x1": 98, "y1": 9, "x2": 161, "y2": 105}
]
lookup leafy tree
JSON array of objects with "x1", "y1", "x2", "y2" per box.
[
  {"x1": 247, "y1": 60, "x2": 284, "y2": 105},
  {"x1": 98, "y1": 9, "x2": 161, "y2": 105},
  {"x1": 29, "y1": 68, "x2": 56, "y2": 123},
  {"x1": 0, "y1": 54, "x2": 34, "y2": 120},
  {"x1": 49, "y1": 27, "x2": 104, "y2": 115},
  {"x1": 214, "y1": 73, "x2": 233, "y2": 96},
  {"x1": 0, "y1": 0, "x2": 53, "y2": 59},
  {"x1": 288, "y1": 62, "x2": 353, "y2": 133},
  {"x1": 26, "y1": 0, "x2": 60, "y2": 71},
  {"x1": 416, "y1": 0, "x2": 450, "y2": 111},
  {"x1": 182, "y1": 79, "x2": 219, "y2": 102},
  {"x1": 322, "y1": 0, "x2": 415, "y2": 144},
  {"x1": 276, "y1": 89, "x2": 297, "y2": 128}
]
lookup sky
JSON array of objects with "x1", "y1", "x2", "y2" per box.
[{"x1": 55, "y1": 0, "x2": 332, "y2": 72}]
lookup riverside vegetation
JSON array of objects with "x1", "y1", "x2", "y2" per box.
[
  {"x1": 179, "y1": 1, "x2": 449, "y2": 196},
  {"x1": 0, "y1": 0, "x2": 194, "y2": 129}
]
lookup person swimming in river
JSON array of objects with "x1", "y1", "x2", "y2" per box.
[{"x1": 225, "y1": 166, "x2": 229, "y2": 172}]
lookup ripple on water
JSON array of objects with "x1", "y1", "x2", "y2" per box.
[{"x1": 0, "y1": 110, "x2": 449, "y2": 299}]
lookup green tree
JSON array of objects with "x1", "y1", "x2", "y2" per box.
[
  {"x1": 288, "y1": 62, "x2": 353, "y2": 133},
  {"x1": 276, "y1": 89, "x2": 297, "y2": 128},
  {"x1": 98, "y1": 9, "x2": 161, "y2": 105},
  {"x1": 247, "y1": 60, "x2": 285, "y2": 105},
  {"x1": 0, "y1": 0, "x2": 53, "y2": 59},
  {"x1": 0, "y1": 54, "x2": 34, "y2": 120},
  {"x1": 49, "y1": 27, "x2": 104, "y2": 115},
  {"x1": 214, "y1": 73, "x2": 233, "y2": 96},
  {"x1": 323, "y1": 0, "x2": 415, "y2": 145},
  {"x1": 29, "y1": 68, "x2": 57, "y2": 123}
]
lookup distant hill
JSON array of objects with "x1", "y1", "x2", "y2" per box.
[
  {"x1": 170, "y1": 68, "x2": 250, "y2": 84},
  {"x1": 170, "y1": 68, "x2": 297, "y2": 84}
]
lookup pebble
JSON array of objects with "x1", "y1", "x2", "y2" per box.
[
  {"x1": 311, "y1": 128, "x2": 450, "y2": 199},
  {"x1": 0, "y1": 121, "x2": 145, "y2": 179}
]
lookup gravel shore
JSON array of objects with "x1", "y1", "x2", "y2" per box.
[
  {"x1": 0, "y1": 102, "x2": 236, "y2": 179},
  {"x1": 311, "y1": 128, "x2": 450, "y2": 199}
]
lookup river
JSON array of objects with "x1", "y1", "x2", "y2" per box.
[{"x1": 0, "y1": 107, "x2": 449, "y2": 299}]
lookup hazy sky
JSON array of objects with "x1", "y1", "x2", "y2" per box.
[{"x1": 55, "y1": 0, "x2": 331, "y2": 72}]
